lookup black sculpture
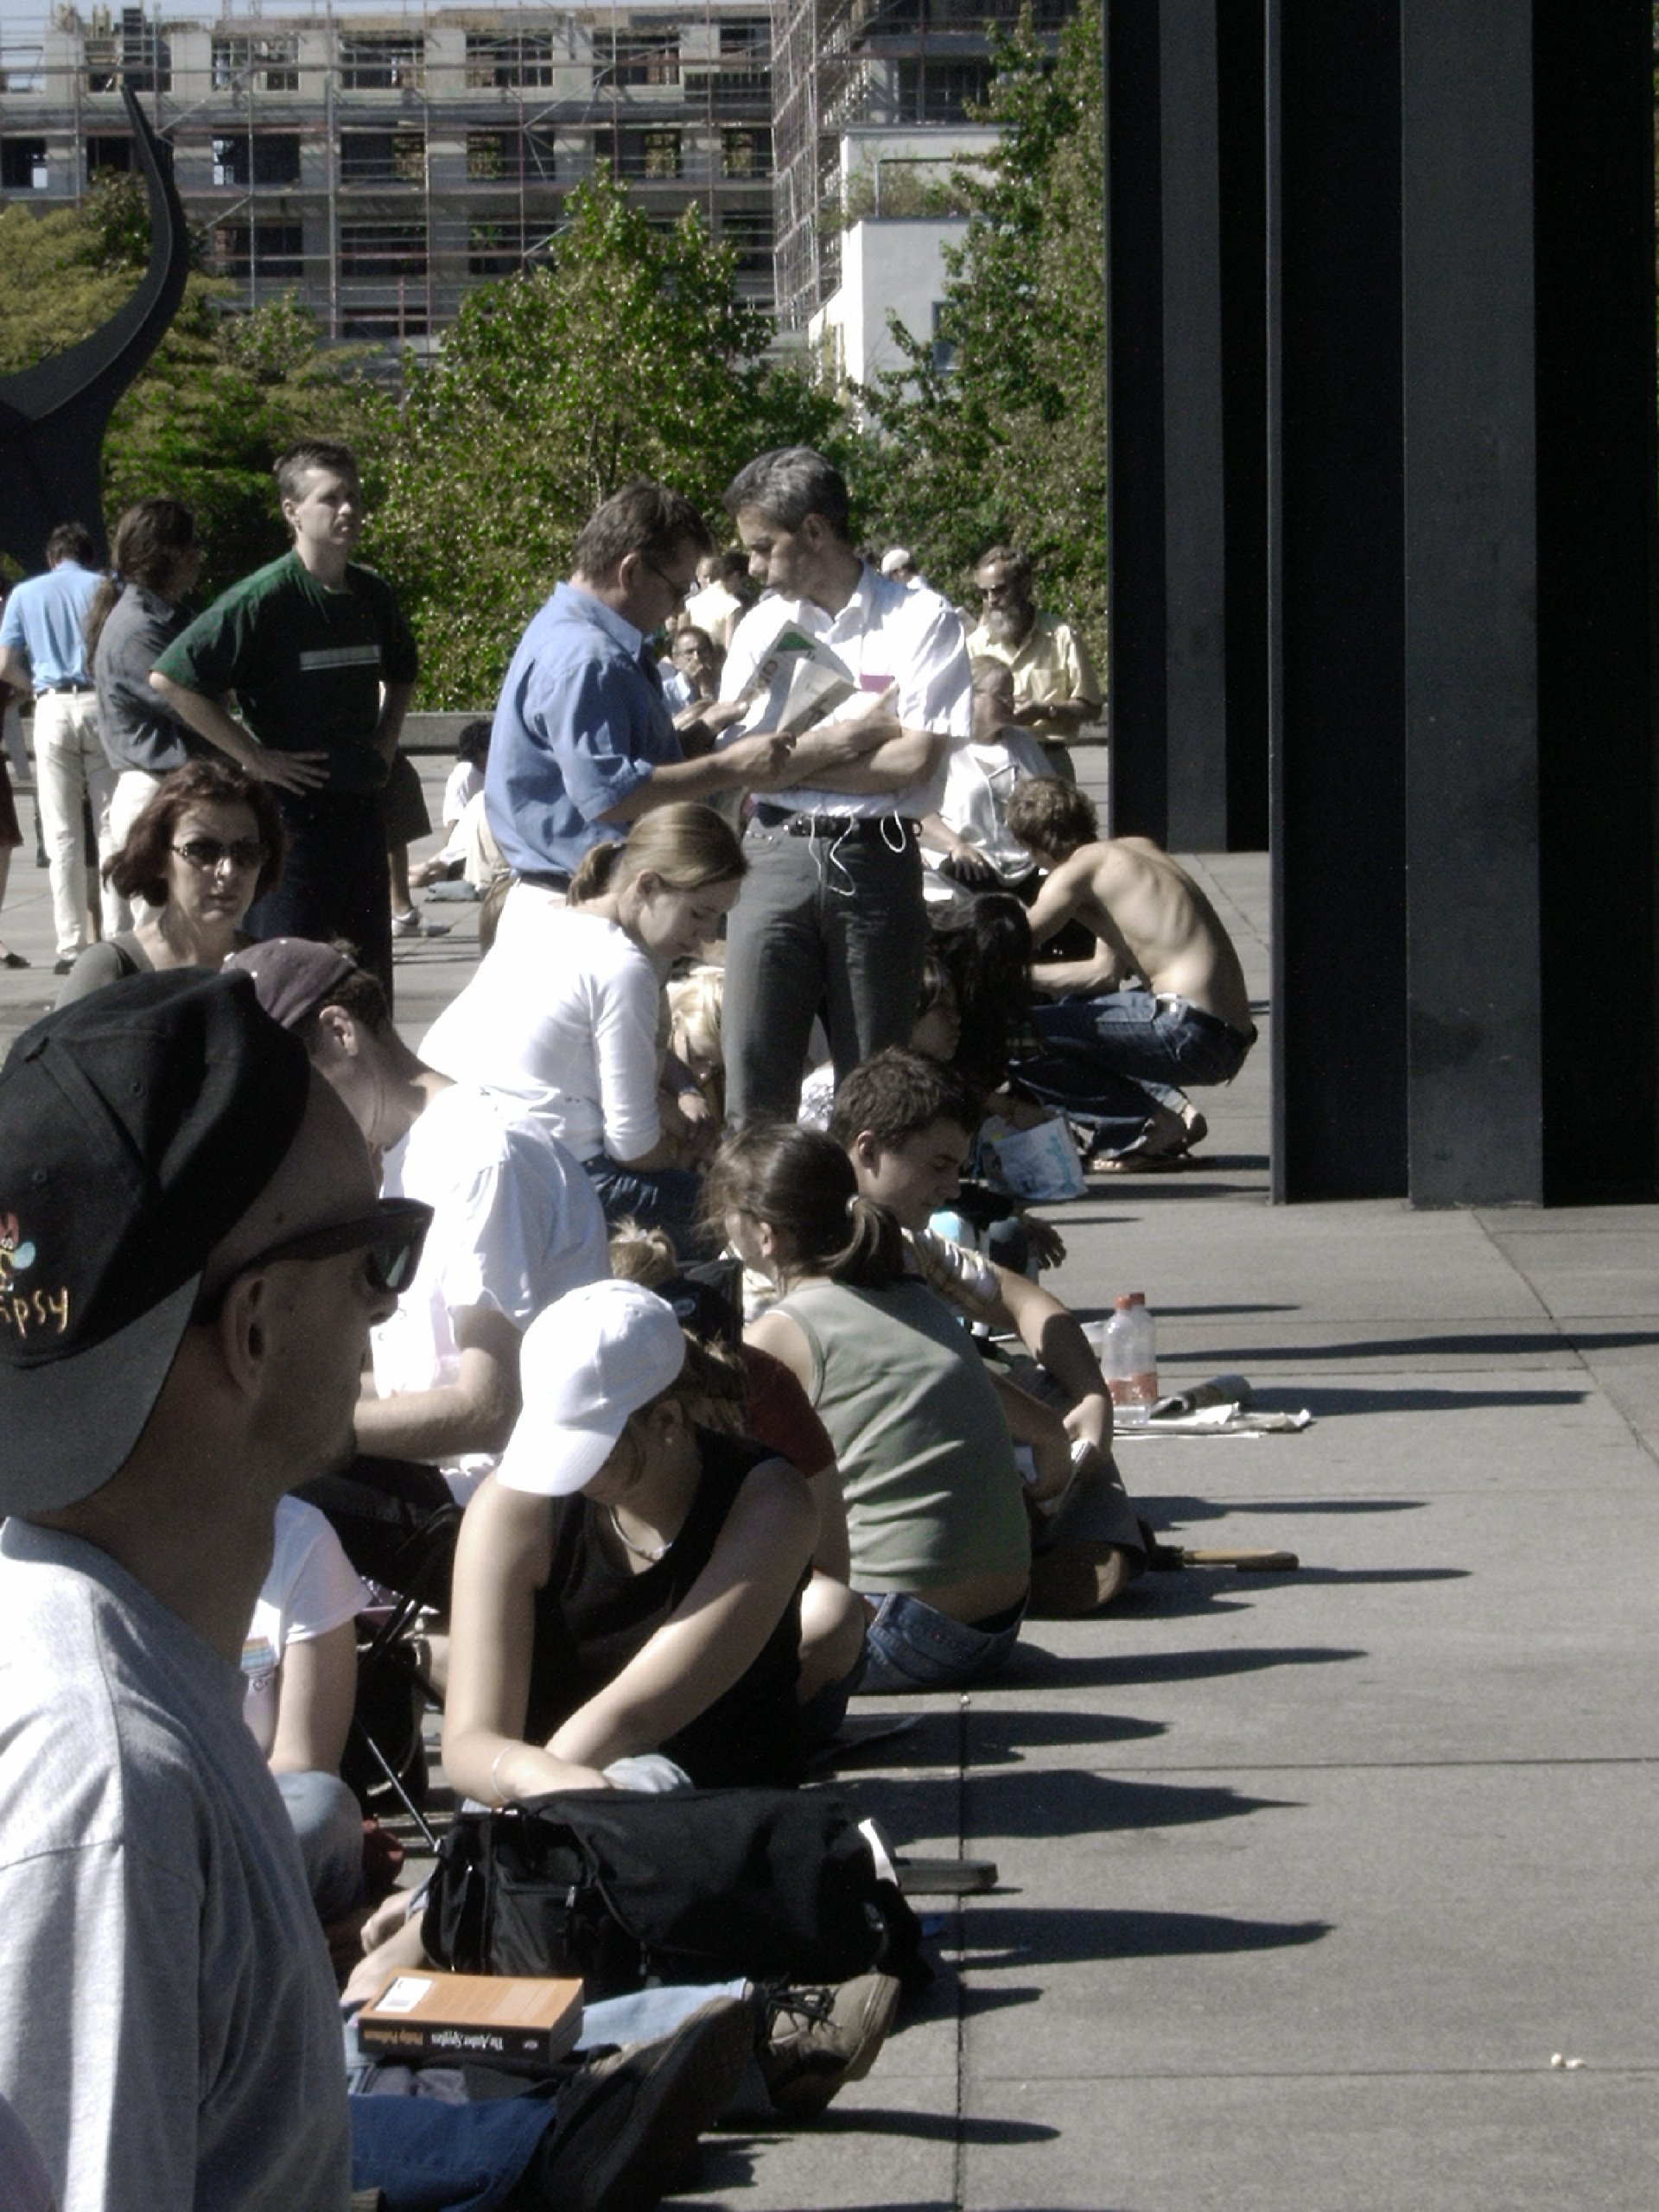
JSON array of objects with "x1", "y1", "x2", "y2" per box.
[{"x1": 0, "y1": 85, "x2": 189, "y2": 571}]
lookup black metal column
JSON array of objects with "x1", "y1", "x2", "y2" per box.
[{"x1": 1268, "y1": 0, "x2": 1408, "y2": 1200}]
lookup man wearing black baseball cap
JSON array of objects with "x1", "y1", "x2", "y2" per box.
[{"x1": 0, "y1": 970, "x2": 423, "y2": 2210}]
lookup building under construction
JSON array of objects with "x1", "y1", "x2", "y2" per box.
[
  {"x1": 0, "y1": 3, "x2": 776, "y2": 342},
  {"x1": 769, "y1": 0, "x2": 1072, "y2": 332}
]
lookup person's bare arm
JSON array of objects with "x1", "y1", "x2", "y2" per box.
[
  {"x1": 989, "y1": 1371, "x2": 1075, "y2": 1504},
  {"x1": 0, "y1": 645, "x2": 28, "y2": 695},
  {"x1": 1023, "y1": 850, "x2": 1100, "y2": 944},
  {"x1": 372, "y1": 680, "x2": 416, "y2": 769},
  {"x1": 594, "y1": 728, "x2": 796, "y2": 822},
  {"x1": 353, "y1": 1303, "x2": 523, "y2": 1462},
  {"x1": 984, "y1": 1262, "x2": 1115, "y2": 1457},
  {"x1": 772, "y1": 722, "x2": 951, "y2": 797},
  {"x1": 1010, "y1": 694, "x2": 1096, "y2": 734},
  {"x1": 268, "y1": 1622, "x2": 359, "y2": 1777},
  {"x1": 442, "y1": 1477, "x2": 615, "y2": 1802},
  {"x1": 149, "y1": 671, "x2": 329, "y2": 794},
  {"x1": 921, "y1": 810, "x2": 999, "y2": 884},
  {"x1": 546, "y1": 1459, "x2": 817, "y2": 1770}
]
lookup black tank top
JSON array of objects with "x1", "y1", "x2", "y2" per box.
[{"x1": 524, "y1": 1428, "x2": 805, "y2": 1788}]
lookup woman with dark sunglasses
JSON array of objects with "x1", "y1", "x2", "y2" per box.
[{"x1": 57, "y1": 759, "x2": 285, "y2": 1006}]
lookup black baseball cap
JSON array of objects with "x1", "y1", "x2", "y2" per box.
[{"x1": 0, "y1": 969, "x2": 312, "y2": 1516}]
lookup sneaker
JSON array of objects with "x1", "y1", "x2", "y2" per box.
[
  {"x1": 535, "y1": 1993, "x2": 755, "y2": 2212},
  {"x1": 391, "y1": 909, "x2": 450, "y2": 938},
  {"x1": 758, "y1": 1972, "x2": 900, "y2": 2120}
]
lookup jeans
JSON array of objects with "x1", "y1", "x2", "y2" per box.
[
  {"x1": 721, "y1": 819, "x2": 926, "y2": 1125},
  {"x1": 245, "y1": 786, "x2": 392, "y2": 1000},
  {"x1": 858, "y1": 1590, "x2": 1026, "y2": 1694},
  {"x1": 1027, "y1": 991, "x2": 1255, "y2": 1089},
  {"x1": 277, "y1": 1769, "x2": 365, "y2": 1923},
  {"x1": 582, "y1": 1153, "x2": 708, "y2": 1258},
  {"x1": 345, "y1": 1979, "x2": 751, "y2": 2209},
  {"x1": 34, "y1": 690, "x2": 118, "y2": 957}
]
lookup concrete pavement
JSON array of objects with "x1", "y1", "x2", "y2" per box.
[{"x1": 3, "y1": 753, "x2": 1653, "y2": 2209}]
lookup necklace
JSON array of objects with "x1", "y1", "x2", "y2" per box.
[{"x1": 607, "y1": 1503, "x2": 670, "y2": 1564}]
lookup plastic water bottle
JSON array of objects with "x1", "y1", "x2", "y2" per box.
[{"x1": 1102, "y1": 1293, "x2": 1158, "y2": 1427}]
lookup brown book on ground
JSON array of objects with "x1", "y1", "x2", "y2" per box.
[{"x1": 359, "y1": 1972, "x2": 585, "y2": 2070}]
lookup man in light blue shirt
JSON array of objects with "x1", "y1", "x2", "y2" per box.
[
  {"x1": 0, "y1": 523, "x2": 119, "y2": 969},
  {"x1": 485, "y1": 481, "x2": 790, "y2": 903}
]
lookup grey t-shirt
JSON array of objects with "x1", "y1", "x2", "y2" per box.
[
  {"x1": 0, "y1": 1520, "x2": 351, "y2": 2212},
  {"x1": 91, "y1": 582, "x2": 197, "y2": 775}
]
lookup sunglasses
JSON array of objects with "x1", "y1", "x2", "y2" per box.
[
  {"x1": 173, "y1": 837, "x2": 270, "y2": 872},
  {"x1": 192, "y1": 1197, "x2": 434, "y2": 1324},
  {"x1": 644, "y1": 558, "x2": 696, "y2": 607}
]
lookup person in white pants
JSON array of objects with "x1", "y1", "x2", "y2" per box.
[{"x1": 0, "y1": 524, "x2": 121, "y2": 969}]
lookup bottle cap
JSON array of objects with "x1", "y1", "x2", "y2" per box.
[{"x1": 1114, "y1": 1293, "x2": 1135, "y2": 1310}]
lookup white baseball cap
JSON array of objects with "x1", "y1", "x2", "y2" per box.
[{"x1": 495, "y1": 1280, "x2": 688, "y2": 1497}]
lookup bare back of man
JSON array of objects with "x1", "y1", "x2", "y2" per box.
[{"x1": 1026, "y1": 836, "x2": 1253, "y2": 1032}]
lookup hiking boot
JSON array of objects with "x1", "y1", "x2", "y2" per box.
[
  {"x1": 757, "y1": 1972, "x2": 901, "y2": 2120},
  {"x1": 1027, "y1": 1540, "x2": 1138, "y2": 1618},
  {"x1": 530, "y1": 1994, "x2": 754, "y2": 2212}
]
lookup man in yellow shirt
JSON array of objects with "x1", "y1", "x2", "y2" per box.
[{"x1": 967, "y1": 545, "x2": 1103, "y2": 780}]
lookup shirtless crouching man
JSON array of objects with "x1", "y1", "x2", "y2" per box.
[{"x1": 1004, "y1": 779, "x2": 1256, "y2": 1162}]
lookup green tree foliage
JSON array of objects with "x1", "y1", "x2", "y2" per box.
[
  {"x1": 0, "y1": 175, "x2": 386, "y2": 599},
  {"x1": 366, "y1": 168, "x2": 842, "y2": 707},
  {"x1": 854, "y1": 2, "x2": 1106, "y2": 664}
]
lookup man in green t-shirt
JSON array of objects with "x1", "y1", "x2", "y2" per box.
[{"x1": 150, "y1": 441, "x2": 416, "y2": 993}]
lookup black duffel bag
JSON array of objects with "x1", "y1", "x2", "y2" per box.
[{"x1": 423, "y1": 1787, "x2": 925, "y2": 1996}]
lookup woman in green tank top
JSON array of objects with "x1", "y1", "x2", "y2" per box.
[{"x1": 709, "y1": 1125, "x2": 1036, "y2": 1694}]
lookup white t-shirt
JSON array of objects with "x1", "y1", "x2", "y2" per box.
[
  {"x1": 0, "y1": 1521, "x2": 351, "y2": 2212},
  {"x1": 442, "y1": 758, "x2": 484, "y2": 830},
  {"x1": 925, "y1": 726, "x2": 1052, "y2": 880},
  {"x1": 422, "y1": 907, "x2": 664, "y2": 1162},
  {"x1": 373, "y1": 1082, "x2": 610, "y2": 1496},
  {"x1": 241, "y1": 1497, "x2": 366, "y2": 1761},
  {"x1": 720, "y1": 563, "x2": 970, "y2": 819}
]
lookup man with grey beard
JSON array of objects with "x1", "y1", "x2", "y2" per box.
[{"x1": 967, "y1": 546, "x2": 1102, "y2": 780}]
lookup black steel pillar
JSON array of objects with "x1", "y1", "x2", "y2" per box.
[
  {"x1": 1104, "y1": 0, "x2": 1268, "y2": 851},
  {"x1": 1268, "y1": 0, "x2": 1656, "y2": 1204}
]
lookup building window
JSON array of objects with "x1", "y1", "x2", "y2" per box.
[
  {"x1": 685, "y1": 22, "x2": 769, "y2": 99},
  {"x1": 593, "y1": 29, "x2": 680, "y2": 88},
  {"x1": 213, "y1": 222, "x2": 305, "y2": 280},
  {"x1": 339, "y1": 35, "x2": 424, "y2": 93},
  {"x1": 465, "y1": 30, "x2": 559, "y2": 90},
  {"x1": 1, "y1": 139, "x2": 48, "y2": 191},
  {"x1": 896, "y1": 60, "x2": 994, "y2": 123},
  {"x1": 0, "y1": 45, "x2": 46, "y2": 95},
  {"x1": 930, "y1": 301, "x2": 957, "y2": 376},
  {"x1": 721, "y1": 127, "x2": 772, "y2": 179},
  {"x1": 339, "y1": 224, "x2": 428, "y2": 280},
  {"x1": 86, "y1": 137, "x2": 133, "y2": 177},
  {"x1": 86, "y1": 10, "x2": 170, "y2": 96},
  {"x1": 722, "y1": 210, "x2": 773, "y2": 277},
  {"x1": 467, "y1": 129, "x2": 557, "y2": 186},
  {"x1": 211, "y1": 34, "x2": 299, "y2": 94},
  {"x1": 594, "y1": 127, "x2": 681, "y2": 181},
  {"x1": 339, "y1": 133, "x2": 426, "y2": 188},
  {"x1": 211, "y1": 134, "x2": 302, "y2": 189}
]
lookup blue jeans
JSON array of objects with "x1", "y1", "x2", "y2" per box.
[
  {"x1": 582, "y1": 1153, "x2": 708, "y2": 1258},
  {"x1": 1027, "y1": 991, "x2": 1255, "y2": 1088},
  {"x1": 858, "y1": 1590, "x2": 1026, "y2": 1694}
]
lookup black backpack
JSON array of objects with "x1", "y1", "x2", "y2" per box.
[{"x1": 423, "y1": 1787, "x2": 926, "y2": 1996}]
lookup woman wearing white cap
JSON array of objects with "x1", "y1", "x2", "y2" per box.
[{"x1": 442, "y1": 1280, "x2": 820, "y2": 1799}]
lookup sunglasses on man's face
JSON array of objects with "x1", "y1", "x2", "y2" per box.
[
  {"x1": 191, "y1": 1197, "x2": 434, "y2": 1324},
  {"x1": 173, "y1": 837, "x2": 270, "y2": 873}
]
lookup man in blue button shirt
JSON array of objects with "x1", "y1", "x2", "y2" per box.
[
  {"x1": 484, "y1": 480, "x2": 793, "y2": 930},
  {"x1": 0, "y1": 524, "x2": 119, "y2": 972}
]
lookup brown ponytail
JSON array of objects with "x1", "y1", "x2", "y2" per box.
[
  {"x1": 569, "y1": 841, "x2": 626, "y2": 904},
  {"x1": 705, "y1": 1124, "x2": 907, "y2": 1291}
]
